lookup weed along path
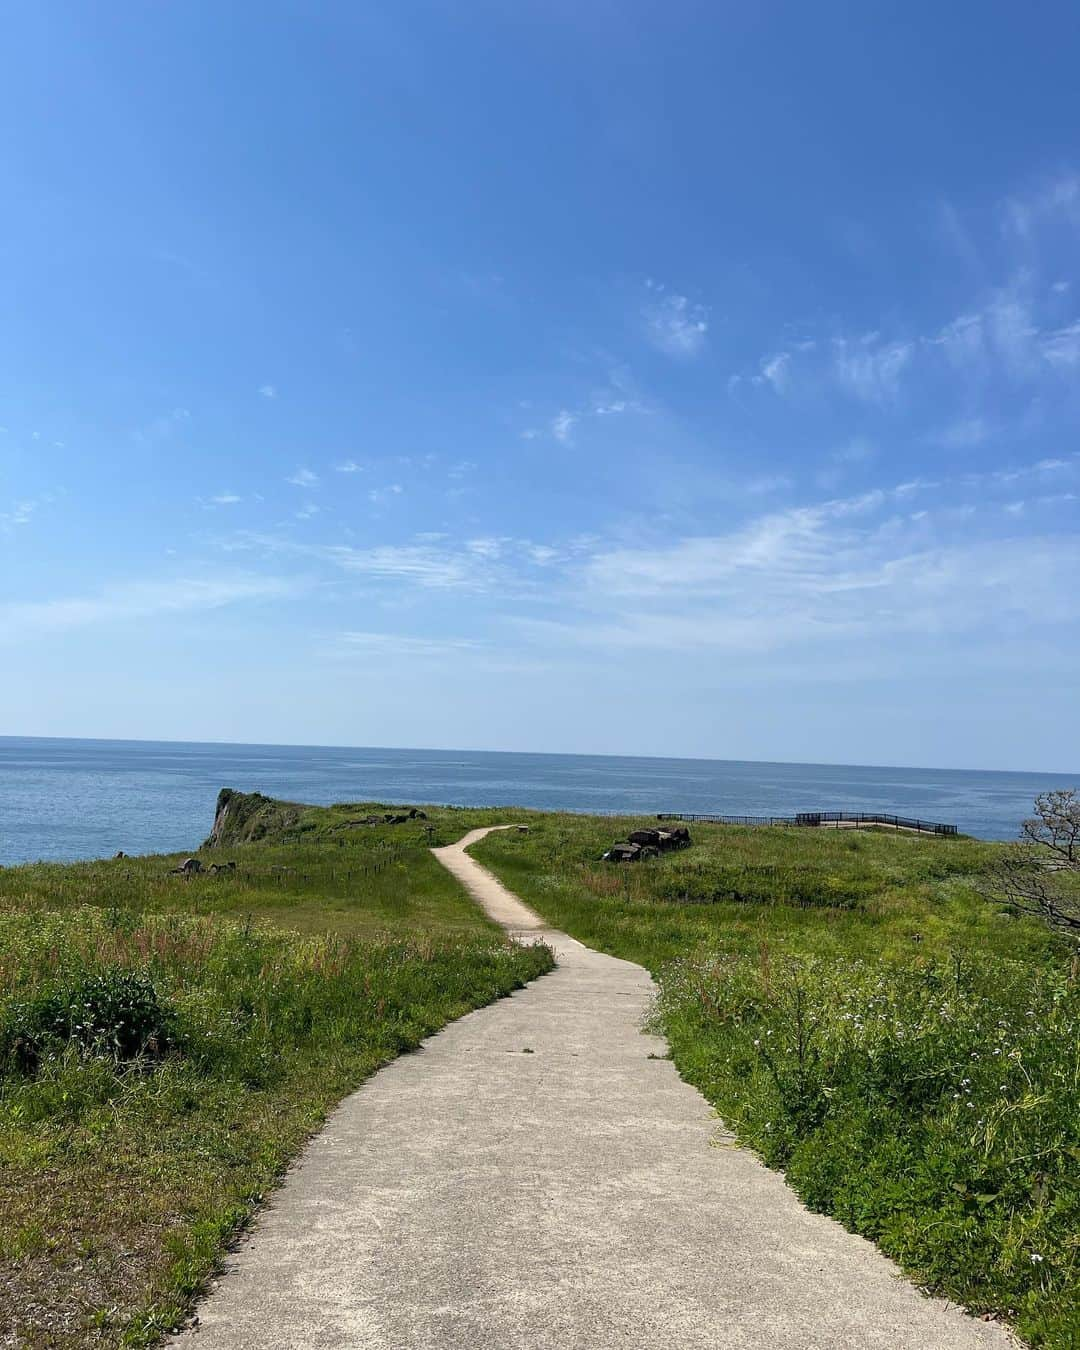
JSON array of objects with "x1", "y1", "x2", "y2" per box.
[{"x1": 179, "y1": 828, "x2": 1016, "y2": 1350}]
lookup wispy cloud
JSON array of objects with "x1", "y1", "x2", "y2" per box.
[
  {"x1": 1, "y1": 500, "x2": 39, "y2": 530},
  {"x1": 733, "y1": 272, "x2": 1080, "y2": 407},
  {"x1": 210, "y1": 493, "x2": 242, "y2": 506},
  {"x1": 1001, "y1": 172, "x2": 1080, "y2": 238},
  {"x1": 258, "y1": 384, "x2": 277, "y2": 399},
  {"x1": 465, "y1": 537, "x2": 504, "y2": 559},
  {"x1": 230, "y1": 529, "x2": 579, "y2": 595},
  {"x1": 335, "y1": 460, "x2": 364, "y2": 473},
  {"x1": 730, "y1": 330, "x2": 913, "y2": 403},
  {"x1": 923, "y1": 288, "x2": 1047, "y2": 379},
  {"x1": 341, "y1": 631, "x2": 484, "y2": 658},
  {"x1": 517, "y1": 485, "x2": 1080, "y2": 658},
  {"x1": 729, "y1": 352, "x2": 792, "y2": 395},
  {"x1": 0, "y1": 491, "x2": 60, "y2": 532},
  {"x1": 551, "y1": 409, "x2": 577, "y2": 443},
  {"x1": 831, "y1": 336, "x2": 913, "y2": 402},
  {"x1": 1041, "y1": 320, "x2": 1080, "y2": 369},
  {"x1": 243, "y1": 536, "x2": 481, "y2": 590},
  {"x1": 524, "y1": 374, "x2": 648, "y2": 446},
  {"x1": 1, "y1": 574, "x2": 297, "y2": 641},
  {"x1": 642, "y1": 282, "x2": 709, "y2": 357},
  {"x1": 367, "y1": 483, "x2": 403, "y2": 505},
  {"x1": 286, "y1": 468, "x2": 319, "y2": 488},
  {"x1": 328, "y1": 542, "x2": 473, "y2": 587},
  {"x1": 758, "y1": 352, "x2": 791, "y2": 392}
]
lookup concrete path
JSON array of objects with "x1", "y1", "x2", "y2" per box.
[{"x1": 178, "y1": 827, "x2": 1015, "y2": 1349}]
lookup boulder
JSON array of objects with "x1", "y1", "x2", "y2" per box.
[
  {"x1": 628, "y1": 826, "x2": 691, "y2": 850},
  {"x1": 602, "y1": 841, "x2": 643, "y2": 863}
]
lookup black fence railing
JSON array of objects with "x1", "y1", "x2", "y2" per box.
[
  {"x1": 656, "y1": 813, "x2": 798, "y2": 827},
  {"x1": 656, "y1": 811, "x2": 957, "y2": 836},
  {"x1": 798, "y1": 812, "x2": 958, "y2": 835}
]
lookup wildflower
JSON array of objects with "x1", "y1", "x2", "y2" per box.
[{"x1": 1030, "y1": 1253, "x2": 1044, "y2": 1264}]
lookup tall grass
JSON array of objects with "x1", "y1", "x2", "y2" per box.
[
  {"x1": 0, "y1": 904, "x2": 552, "y2": 1346},
  {"x1": 473, "y1": 814, "x2": 1080, "y2": 1348},
  {"x1": 657, "y1": 949, "x2": 1080, "y2": 1347}
]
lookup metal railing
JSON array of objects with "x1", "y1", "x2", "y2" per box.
[
  {"x1": 657, "y1": 811, "x2": 957, "y2": 836},
  {"x1": 657, "y1": 813, "x2": 798, "y2": 827}
]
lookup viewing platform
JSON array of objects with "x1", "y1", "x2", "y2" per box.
[{"x1": 657, "y1": 811, "x2": 959, "y2": 836}]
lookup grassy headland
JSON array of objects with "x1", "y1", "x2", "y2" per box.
[
  {"x1": 4, "y1": 795, "x2": 1077, "y2": 1348},
  {"x1": 0, "y1": 799, "x2": 552, "y2": 1347},
  {"x1": 472, "y1": 815, "x2": 1079, "y2": 1349}
]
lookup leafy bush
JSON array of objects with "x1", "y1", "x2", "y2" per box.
[
  {"x1": 1, "y1": 969, "x2": 177, "y2": 1073},
  {"x1": 657, "y1": 949, "x2": 1080, "y2": 1347}
]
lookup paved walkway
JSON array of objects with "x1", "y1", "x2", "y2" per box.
[{"x1": 178, "y1": 827, "x2": 1015, "y2": 1349}]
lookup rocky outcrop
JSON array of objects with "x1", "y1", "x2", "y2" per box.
[
  {"x1": 203, "y1": 788, "x2": 301, "y2": 849},
  {"x1": 603, "y1": 826, "x2": 692, "y2": 862}
]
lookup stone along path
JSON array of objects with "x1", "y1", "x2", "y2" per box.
[{"x1": 178, "y1": 827, "x2": 1016, "y2": 1349}]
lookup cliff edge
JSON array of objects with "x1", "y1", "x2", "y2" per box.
[{"x1": 203, "y1": 788, "x2": 302, "y2": 848}]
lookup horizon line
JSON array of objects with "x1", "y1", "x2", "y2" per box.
[{"x1": 0, "y1": 732, "x2": 1076, "y2": 782}]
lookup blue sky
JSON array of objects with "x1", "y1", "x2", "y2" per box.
[{"x1": 2, "y1": 2, "x2": 1079, "y2": 771}]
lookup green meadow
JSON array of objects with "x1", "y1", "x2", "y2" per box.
[
  {"x1": 2, "y1": 795, "x2": 1077, "y2": 1348},
  {"x1": 0, "y1": 803, "x2": 551, "y2": 1348},
  {"x1": 473, "y1": 815, "x2": 1079, "y2": 1349}
]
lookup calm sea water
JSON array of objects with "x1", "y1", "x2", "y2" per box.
[{"x1": 0, "y1": 736, "x2": 1076, "y2": 865}]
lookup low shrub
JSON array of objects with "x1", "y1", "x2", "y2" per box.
[{"x1": 0, "y1": 968, "x2": 177, "y2": 1074}]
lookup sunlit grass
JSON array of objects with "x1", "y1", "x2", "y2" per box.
[
  {"x1": 0, "y1": 804, "x2": 552, "y2": 1347},
  {"x1": 473, "y1": 814, "x2": 1079, "y2": 1348}
]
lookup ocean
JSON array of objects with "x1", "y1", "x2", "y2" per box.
[{"x1": 0, "y1": 736, "x2": 1075, "y2": 865}]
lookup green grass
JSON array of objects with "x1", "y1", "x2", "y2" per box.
[
  {"x1": 0, "y1": 804, "x2": 514, "y2": 941},
  {"x1": 472, "y1": 814, "x2": 1080, "y2": 1348},
  {"x1": 0, "y1": 801, "x2": 552, "y2": 1347},
  {"x1": 8, "y1": 796, "x2": 1077, "y2": 1347}
]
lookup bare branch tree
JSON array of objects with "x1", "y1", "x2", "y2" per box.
[
  {"x1": 1021, "y1": 789, "x2": 1080, "y2": 865},
  {"x1": 985, "y1": 789, "x2": 1080, "y2": 936}
]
